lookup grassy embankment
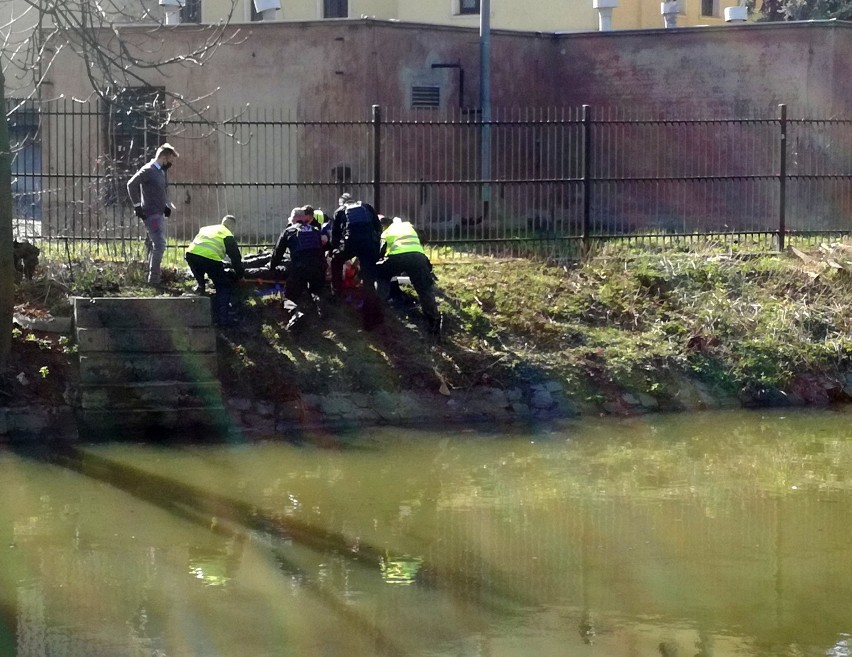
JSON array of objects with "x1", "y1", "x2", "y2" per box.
[{"x1": 10, "y1": 239, "x2": 852, "y2": 409}]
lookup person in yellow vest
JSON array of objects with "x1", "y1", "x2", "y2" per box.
[
  {"x1": 377, "y1": 215, "x2": 441, "y2": 336},
  {"x1": 185, "y1": 215, "x2": 244, "y2": 326}
]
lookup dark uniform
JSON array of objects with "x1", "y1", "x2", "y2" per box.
[
  {"x1": 271, "y1": 218, "x2": 326, "y2": 312},
  {"x1": 329, "y1": 198, "x2": 383, "y2": 295}
]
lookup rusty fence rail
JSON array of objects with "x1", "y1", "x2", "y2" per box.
[{"x1": 9, "y1": 100, "x2": 852, "y2": 259}]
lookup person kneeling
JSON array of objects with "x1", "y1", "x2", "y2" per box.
[
  {"x1": 376, "y1": 215, "x2": 441, "y2": 337},
  {"x1": 185, "y1": 215, "x2": 244, "y2": 327},
  {"x1": 271, "y1": 207, "x2": 327, "y2": 332}
]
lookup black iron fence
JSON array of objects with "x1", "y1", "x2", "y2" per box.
[{"x1": 9, "y1": 99, "x2": 852, "y2": 258}]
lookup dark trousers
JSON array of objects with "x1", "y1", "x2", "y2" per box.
[
  {"x1": 185, "y1": 252, "x2": 233, "y2": 323},
  {"x1": 377, "y1": 251, "x2": 439, "y2": 325},
  {"x1": 285, "y1": 260, "x2": 326, "y2": 308}
]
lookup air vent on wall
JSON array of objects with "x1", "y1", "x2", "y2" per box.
[{"x1": 411, "y1": 86, "x2": 440, "y2": 109}]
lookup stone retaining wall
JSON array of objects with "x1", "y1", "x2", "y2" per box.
[
  {"x1": 4, "y1": 370, "x2": 852, "y2": 443},
  {"x1": 226, "y1": 381, "x2": 583, "y2": 437}
]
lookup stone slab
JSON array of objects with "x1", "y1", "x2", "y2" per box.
[
  {"x1": 79, "y1": 381, "x2": 223, "y2": 410},
  {"x1": 76, "y1": 327, "x2": 216, "y2": 353},
  {"x1": 79, "y1": 353, "x2": 219, "y2": 384},
  {"x1": 73, "y1": 296, "x2": 212, "y2": 329},
  {"x1": 14, "y1": 313, "x2": 72, "y2": 334},
  {"x1": 76, "y1": 407, "x2": 232, "y2": 440},
  {"x1": 0, "y1": 407, "x2": 78, "y2": 442}
]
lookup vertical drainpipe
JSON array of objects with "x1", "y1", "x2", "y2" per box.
[
  {"x1": 480, "y1": 0, "x2": 491, "y2": 221},
  {"x1": 593, "y1": 0, "x2": 618, "y2": 31},
  {"x1": 159, "y1": 0, "x2": 182, "y2": 25},
  {"x1": 661, "y1": 0, "x2": 679, "y2": 27}
]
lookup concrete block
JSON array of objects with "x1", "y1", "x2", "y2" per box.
[
  {"x1": 14, "y1": 313, "x2": 72, "y2": 334},
  {"x1": 76, "y1": 327, "x2": 216, "y2": 353},
  {"x1": 79, "y1": 381, "x2": 223, "y2": 410},
  {"x1": 73, "y1": 296, "x2": 212, "y2": 329},
  {"x1": 0, "y1": 407, "x2": 78, "y2": 442},
  {"x1": 79, "y1": 353, "x2": 219, "y2": 384}
]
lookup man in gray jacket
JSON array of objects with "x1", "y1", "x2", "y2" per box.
[{"x1": 127, "y1": 143, "x2": 179, "y2": 286}]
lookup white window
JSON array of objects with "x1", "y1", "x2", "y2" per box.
[
  {"x1": 181, "y1": 0, "x2": 201, "y2": 22},
  {"x1": 103, "y1": 87, "x2": 166, "y2": 207},
  {"x1": 458, "y1": 0, "x2": 480, "y2": 14},
  {"x1": 700, "y1": 0, "x2": 719, "y2": 16},
  {"x1": 324, "y1": 0, "x2": 348, "y2": 17}
]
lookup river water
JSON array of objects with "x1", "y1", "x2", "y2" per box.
[{"x1": 1, "y1": 408, "x2": 851, "y2": 657}]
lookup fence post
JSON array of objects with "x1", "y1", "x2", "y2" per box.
[
  {"x1": 777, "y1": 103, "x2": 787, "y2": 252},
  {"x1": 582, "y1": 104, "x2": 592, "y2": 256},
  {"x1": 372, "y1": 104, "x2": 382, "y2": 214}
]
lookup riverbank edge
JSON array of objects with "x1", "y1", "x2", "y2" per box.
[{"x1": 4, "y1": 370, "x2": 851, "y2": 443}]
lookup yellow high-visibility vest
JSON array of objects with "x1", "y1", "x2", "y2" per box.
[
  {"x1": 382, "y1": 221, "x2": 425, "y2": 256},
  {"x1": 187, "y1": 224, "x2": 233, "y2": 261}
]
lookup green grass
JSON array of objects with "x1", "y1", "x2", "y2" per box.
[{"x1": 13, "y1": 239, "x2": 852, "y2": 405}]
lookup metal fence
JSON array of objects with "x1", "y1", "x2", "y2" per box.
[{"x1": 9, "y1": 99, "x2": 852, "y2": 259}]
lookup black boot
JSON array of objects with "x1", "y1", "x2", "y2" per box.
[
  {"x1": 213, "y1": 291, "x2": 238, "y2": 327},
  {"x1": 428, "y1": 312, "x2": 443, "y2": 342}
]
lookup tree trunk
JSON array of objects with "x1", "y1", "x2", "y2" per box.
[{"x1": 0, "y1": 73, "x2": 14, "y2": 370}]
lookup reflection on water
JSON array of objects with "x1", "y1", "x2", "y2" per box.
[{"x1": 1, "y1": 408, "x2": 852, "y2": 656}]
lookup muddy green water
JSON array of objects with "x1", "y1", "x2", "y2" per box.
[{"x1": 1, "y1": 408, "x2": 852, "y2": 657}]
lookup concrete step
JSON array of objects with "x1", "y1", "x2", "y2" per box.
[
  {"x1": 76, "y1": 327, "x2": 217, "y2": 353},
  {"x1": 79, "y1": 381, "x2": 224, "y2": 410},
  {"x1": 79, "y1": 353, "x2": 219, "y2": 384},
  {"x1": 73, "y1": 296, "x2": 212, "y2": 329},
  {"x1": 70, "y1": 297, "x2": 229, "y2": 438}
]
